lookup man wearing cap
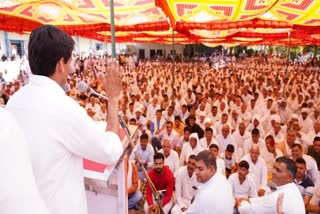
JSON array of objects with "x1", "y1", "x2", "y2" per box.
[
  {"x1": 180, "y1": 133, "x2": 204, "y2": 166},
  {"x1": 197, "y1": 111, "x2": 207, "y2": 130},
  {"x1": 134, "y1": 107, "x2": 147, "y2": 131}
]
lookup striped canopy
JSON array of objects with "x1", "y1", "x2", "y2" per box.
[{"x1": 0, "y1": 0, "x2": 319, "y2": 45}]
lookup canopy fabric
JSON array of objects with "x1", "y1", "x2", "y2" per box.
[{"x1": 0, "y1": 0, "x2": 319, "y2": 45}]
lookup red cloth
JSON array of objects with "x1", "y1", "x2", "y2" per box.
[
  {"x1": 83, "y1": 129, "x2": 126, "y2": 172},
  {"x1": 146, "y1": 166, "x2": 174, "y2": 207}
]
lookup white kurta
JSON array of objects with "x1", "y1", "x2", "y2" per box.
[
  {"x1": 241, "y1": 154, "x2": 268, "y2": 191},
  {"x1": 158, "y1": 149, "x2": 180, "y2": 175},
  {"x1": 0, "y1": 108, "x2": 49, "y2": 214},
  {"x1": 173, "y1": 166, "x2": 198, "y2": 210},
  {"x1": 228, "y1": 173, "x2": 257, "y2": 199},
  {"x1": 180, "y1": 143, "x2": 204, "y2": 166},
  {"x1": 239, "y1": 183, "x2": 305, "y2": 214},
  {"x1": 6, "y1": 75, "x2": 123, "y2": 214},
  {"x1": 183, "y1": 172, "x2": 234, "y2": 214}
]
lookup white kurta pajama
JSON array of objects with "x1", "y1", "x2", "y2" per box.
[{"x1": 6, "y1": 75, "x2": 123, "y2": 214}]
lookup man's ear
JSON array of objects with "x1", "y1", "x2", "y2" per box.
[{"x1": 56, "y1": 58, "x2": 65, "y2": 74}]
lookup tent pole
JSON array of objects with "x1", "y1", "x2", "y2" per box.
[
  {"x1": 171, "y1": 28, "x2": 175, "y2": 107},
  {"x1": 109, "y1": 0, "x2": 116, "y2": 58},
  {"x1": 283, "y1": 32, "x2": 291, "y2": 99}
]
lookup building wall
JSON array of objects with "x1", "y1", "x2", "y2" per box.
[{"x1": 0, "y1": 31, "x2": 183, "y2": 59}]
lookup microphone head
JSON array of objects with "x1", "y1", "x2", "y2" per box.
[{"x1": 77, "y1": 81, "x2": 90, "y2": 93}]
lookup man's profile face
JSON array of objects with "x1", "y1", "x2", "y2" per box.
[
  {"x1": 272, "y1": 161, "x2": 292, "y2": 186},
  {"x1": 295, "y1": 162, "x2": 306, "y2": 178},
  {"x1": 195, "y1": 160, "x2": 215, "y2": 183},
  {"x1": 154, "y1": 158, "x2": 164, "y2": 174},
  {"x1": 187, "y1": 158, "x2": 196, "y2": 174},
  {"x1": 209, "y1": 147, "x2": 218, "y2": 158}
]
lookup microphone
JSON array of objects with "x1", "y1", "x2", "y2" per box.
[{"x1": 77, "y1": 81, "x2": 109, "y2": 100}]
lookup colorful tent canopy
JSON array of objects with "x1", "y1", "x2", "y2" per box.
[{"x1": 0, "y1": 0, "x2": 319, "y2": 46}]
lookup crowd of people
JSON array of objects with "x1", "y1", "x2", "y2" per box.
[{"x1": 1, "y1": 30, "x2": 320, "y2": 213}]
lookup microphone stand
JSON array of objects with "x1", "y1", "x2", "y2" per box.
[
  {"x1": 111, "y1": 114, "x2": 164, "y2": 213},
  {"x1": 107, "y1": 113, "x2": 134, "y2": 181}
]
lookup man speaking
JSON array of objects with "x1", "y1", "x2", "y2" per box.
[{"x1": 6, "y1": 25, "x2": 123, "y2": 214}]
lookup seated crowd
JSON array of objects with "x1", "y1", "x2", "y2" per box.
[{"x1": 1, "y1": 53, "x2": 320, "y2": 213}]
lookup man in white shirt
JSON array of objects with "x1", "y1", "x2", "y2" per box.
[
  {"x1": 152, "y1": 121, "x2": 179, "y2": 151},
  {"x1": 216, "y1": 124, "x2": 237, "y2": 158},
  {"x1": 265, "y1": 121, "x2": 285, "y2": 145},
  {"x1": 146, "y1": 97, "x2": 160, "y2": 121},
  {"x1": 199, "y1": 127, "x2": 219, "y2": 149},
  {"x1": 0, "y1": 108, "x2": 49, "y2": 214},
  {"x1": 243, "y1": 128, "x2": 266, "y2": 155},
  {"x1": 171, "y1": 155, "x2": 198, "y2": 214},
  {"x1": 232, "y1": 122, "x2": 251, "y2": 160},
  {"x1": 208, "y1": 144, "x2": 226, "y2": 176},
  {"x1": 241, "y1": 145, "x2": 268, "y2": 197},
  {"x1": 180, "y1": 133, "x2": 204, "y2": 166},
  {"x1": 300, "y1": 107, "x2": 314, "y2": 134},
  {"x1": 229, "y1": 160, "x2": 257, "y2": 212},
  {"x1": 158, "y1": 139, "x2": 180, "y2": 175},
  {"x1": 150, "y1": 109, "x2": 166, "y2": 135},
  {"x1": 85, "y1": 96, "x2": 100, "y2": 114},
  {"x1": 261, "y1": 135, "x2": 283, "y2": 176},
  {"x1": 238, "y1": 157, "x2": 305, "y2": 214},
  {"x1": 6, "y1": 25, "x2": 123, "y2": 214},
  {"x1": 94, "y1": 103, "x2": 107, "y2": 121},
  {"x1": 183, "y1": 150, "x2": 233, "y2": 213}
]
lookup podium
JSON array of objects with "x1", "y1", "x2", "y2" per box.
[{"x1": 83, "y1": 125, "x2": 137, "y2": 214}]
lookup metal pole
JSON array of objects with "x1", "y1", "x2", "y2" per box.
[
  {"x1": 171, "y1": 28, "x2": 175, "y2": 107},
  {"x1": 110, "y1": 0, "x2": 116, "y2": 58},
  {"x1": 283, "y1": 32, "x2": 291, "y2": 99}
]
